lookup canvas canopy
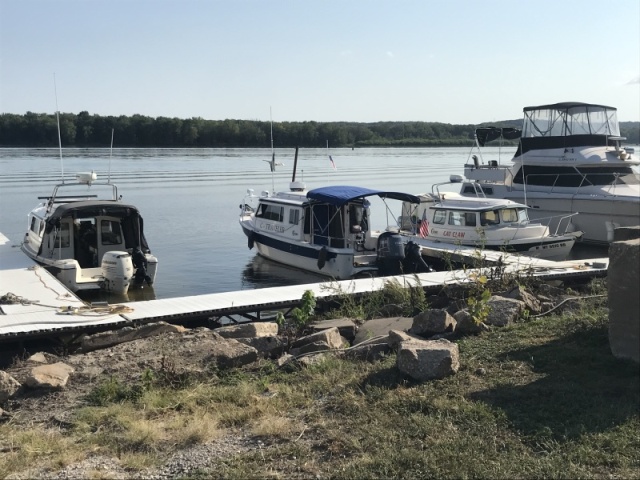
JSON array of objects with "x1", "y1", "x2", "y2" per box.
[{"x1": 307, "y1": 186, "x2": 421, "y2": 206}]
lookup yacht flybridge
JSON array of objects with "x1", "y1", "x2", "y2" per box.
[
  {"x1": 460, "y1": 102, "x2": 639, "y2": 245},
  {"x1": 21, "y1": 172, "x2": 158, "y2": 295}
]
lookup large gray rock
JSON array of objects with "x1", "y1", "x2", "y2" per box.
[
  {"x1": 453, "y1": 309, "x2": 489, "y2": 335},
  {"x1": 485, "y1": 297, "x2": 525, "y2": 326},
  {"x1": 354, "y1": 317, "x2": 413, "y2": 345},
  {"x1": 215, "y1": 322, "x2": 279, "y2": 339},
  {"x1": 609, "y1": 239, "x2": 640, "y2": 363},
  {"x1": 81, "y1": 322, "x2": 187, "y2": 352},
  {"x1": 396, "y1": 339, "x2": 459, "y2": 381},
  {"x1": 290, "y1": 341, "x2": 332, "y2": 357},
  {"x1": 24, "y1": 362, "x2": 74, "y2": 389},
  {"x1": 309, "y1": 318, "x2": 358, "y2": 342},
  {"x1": 204, "y1": 336, "x2": 258, "y2": 369},
  {"x1": 236, "y1": 336, "x2": 285, "y2": 358},
  {"x1": 499, "y1": 285, "x2": 541, "y2": 314},
  {"x1": 291, "y1": 327, "x2": 345, "y2": 350},
  {"x1": 0, "y1": 371, "x2": 21, "y2": 403},
  {"x1": 410, "y1": 309, "x2": 456, "y2": 336}
]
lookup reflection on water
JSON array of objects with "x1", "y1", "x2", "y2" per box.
[
  {"x1": 241, "y1": 254, "x2": 327, "y2": 289},
  {"x1": 75, "y1": 285, "x2": 157, "y2": 305}
]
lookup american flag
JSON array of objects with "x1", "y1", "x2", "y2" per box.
[
  {"x1": 419, "y1": 209, "x2": 429, "y2": 238},
  {"x1": 329, "y1": 155, "x2": 337, "y2": 170}
]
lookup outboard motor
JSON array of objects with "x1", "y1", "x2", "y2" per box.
[
  {"x1": 101, "y1": 251, "x2": 134, "y2": 295},
  {"x1": 403, "y1": 241, "x2": 434, "y2": 273},
  {"x1": 376, "y1": 232, "x2": 405, "y2": 276},
  {"x1": 132, "y1": 247, "x2": 153, "y2": 286}
]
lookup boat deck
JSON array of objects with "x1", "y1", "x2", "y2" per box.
[{"x1": 0, "y1": 232, "x2": 608, "y2": 341}]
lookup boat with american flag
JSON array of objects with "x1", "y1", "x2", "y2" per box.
[{"x1": 397, "y1": 176, "x2": 583, "y2": 261}]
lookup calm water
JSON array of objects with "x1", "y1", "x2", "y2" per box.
[{"x1": 0, "y1": 146, "x2": 606, "y2": 302}]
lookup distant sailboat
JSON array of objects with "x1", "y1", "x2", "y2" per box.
[{"x1": 263, "y1": 108, "x2": 284, "y2": 172}]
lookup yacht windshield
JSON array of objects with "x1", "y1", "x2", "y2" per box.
[{"x1": 522, "y1": 104, "x2": 620, "y2": 138}]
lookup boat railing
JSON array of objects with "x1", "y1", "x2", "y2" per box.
[
  {"x1": 47, "y1": 181, "x2": 120, "y2": 202},
  {"x1": 526, "y1": 212, "x2": 580, "y2": 236}
]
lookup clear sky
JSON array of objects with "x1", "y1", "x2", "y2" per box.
[{"x1": 1, "y1": 0, "x2": 639, "y2": 124}]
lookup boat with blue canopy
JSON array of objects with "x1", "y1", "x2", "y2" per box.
[{"x1": 240, "y1": 183, "x2": 432, "y2": 279}]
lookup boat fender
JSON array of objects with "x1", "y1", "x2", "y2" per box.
[
  {"x1": 248, "y1": 232, "x2": 255, "y2": 250},
  {"x1": 317, "y1": 246, "x2": 327, "y2": 270}
]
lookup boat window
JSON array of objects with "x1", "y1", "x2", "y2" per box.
[
  {"x1": 100, "y1": 220, "x2": 123, "y2": 245},
  {"x1": 517, "y1": 209, "x2": 529, "y2": 223},
  {"x1": 433, "y1": 210, "x2": 446, "y2": 225},
  {"x1": 256, "y1": 203, "x2": 284, "y2": 222},
  {"x1": 464, "y1": 213, "x2": 476, "y2": 226},
  {"x1": 54, "y1": 222, "x2": 70, "y2": 248},
  {"x1": 29, "y1": 216, "x2": 38, "y2": 233},
  {"x1": 500, "y1": 209, "x2": 518, "y2": 223},
  {"x1": 514, "y1": 165, "x2": 637, "y2": 187},
  {"x1": 303, "y1": 207, "x2": 310, "y2": 234},
  {"x1": 289, "y1": 208, "x2": 300, "y2": 225},
  {"x1": 513, "y1": 166, "x2": 584, "y2": 187},
  {"x1": 448, "y1": 211, "x2": 466, "y2": 226},
  {"x1": 480, "y1": 210, "x2": 500, "y2": 226},
  {"x1": 462, "y1": 185, "x2": 494, "y2": 195},
  {"x1": 522, "y1": 105, "x2": 620, "y2": 137}
]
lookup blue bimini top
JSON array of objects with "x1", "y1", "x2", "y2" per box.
[{"x1": 307, "y1": 185, "x2": 421, "y2": 206}]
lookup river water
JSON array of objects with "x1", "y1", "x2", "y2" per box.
[{"x1": 0, "y1": 147, "x2": 607, "y2": 302}]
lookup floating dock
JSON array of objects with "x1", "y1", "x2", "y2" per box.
[{"x1": 0, "y1": 232, "x2": 608, "y2": 342}]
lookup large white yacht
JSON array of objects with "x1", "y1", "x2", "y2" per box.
[{"x1": 460, "y1": 102, "x2": 639, "y2": 245}]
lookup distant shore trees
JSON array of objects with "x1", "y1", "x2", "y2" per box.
[{"x1": 0, "y1": 111, "x2": 638, "y2": 148}]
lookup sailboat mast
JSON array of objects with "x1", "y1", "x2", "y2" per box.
[
  {"x1": 54, "y1": 74, "x2": 64, "y2": 183},
  {"x1": 109, "y1": 128, "x2": 114, "y2": 182},
  {"x1": 270, "y1": 107, "x2": 275, "y2": 192}
]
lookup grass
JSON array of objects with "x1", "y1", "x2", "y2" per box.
[{"x1": 0, "y1": 280, "x2": 638, "y2": 479}]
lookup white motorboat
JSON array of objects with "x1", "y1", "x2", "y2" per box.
[
  {"x1": 398, "y1": 177, "x2": 583, "y2": 260},
  {"x1": 240, "y1": 182, "x2": 432, "y2": 280},
  {"x1": 459, "y1": 102, "x2": 640, "y2": 245},
  {"x1": 21, "y1": 172, "x2": 158, "y2": 295}
]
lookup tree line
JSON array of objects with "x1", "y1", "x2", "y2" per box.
[{"x1": 0, "y1": 111, "x2": 638, "y2": 148}]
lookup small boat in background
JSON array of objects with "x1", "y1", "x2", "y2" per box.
[
  {"x1": 21, "y1": 172, "x2": 158, "y2": 295},
  {"x1": 399, "y1": 177, "x2": 583, "y2": 261}
]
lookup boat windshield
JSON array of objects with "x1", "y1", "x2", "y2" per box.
[{"x1": 522, "y1": 104, "x2": 620, "y2": 138}]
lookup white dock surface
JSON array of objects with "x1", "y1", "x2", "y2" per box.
[{"x1": 1, "y1": 231, "x2": 609, "y2": 339}]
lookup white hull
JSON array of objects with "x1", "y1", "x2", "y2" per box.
[
  {"x1": 21, "y1": 244, "x2": 158, "y2": 294},
  {"x1": 484, "y1": 187, "x2": 640, "y2": 245}
]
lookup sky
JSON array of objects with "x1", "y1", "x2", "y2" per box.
[{"x1": 1, "y1": 0, "x2": 639, "y2": 124}]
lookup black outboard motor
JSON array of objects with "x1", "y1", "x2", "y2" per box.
[
  {"x1": 403, "y1": 241, "x2": 435, "y2": 273},
  {"x1": 132, "y1": 247, "x2": 153, "y2": 286},
  {"x1": 376, "y1": 232, "x2": 405, "y2": 276}
]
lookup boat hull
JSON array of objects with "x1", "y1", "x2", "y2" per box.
[
  {"x1": 474, "y1": 187, "x2": 640, "y2": 245},
  {"x1": 241, "y1": 224, "x2": 377, "y2": 280}
]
